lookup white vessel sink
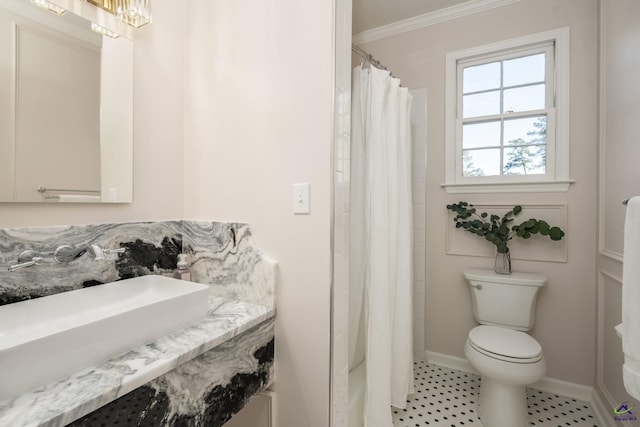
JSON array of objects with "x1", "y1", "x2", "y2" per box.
[{"x1": 0, "y1": 275, "x2": 209, "y2": 401}]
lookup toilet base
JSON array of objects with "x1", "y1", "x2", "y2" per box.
[{"x1": 478, "y1": 377, "x2": 527, "y2": 427}]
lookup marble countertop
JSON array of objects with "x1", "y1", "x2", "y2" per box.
[{"x1": 0, "y1": 296, "x2": 275, "y2": 427}]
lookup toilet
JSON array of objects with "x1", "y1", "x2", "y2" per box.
[{"x1": 463, "y1": 269, "x2": 547, "y2": 427}]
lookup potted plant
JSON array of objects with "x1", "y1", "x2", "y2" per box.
[{"x1": 446, "y1": 201, "x2": 565, "y2": 274}]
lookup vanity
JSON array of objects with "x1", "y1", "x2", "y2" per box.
[
  {"x1": 0, "y1": 0, "x2": 277, "y2": 423},
  {"x1": 0, "y1": 220, "x2": 276, "y2": 427}
]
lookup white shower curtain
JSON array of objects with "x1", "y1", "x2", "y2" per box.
[{"x1": 349, "y1": 64, "x2": 414, "y2": 427}]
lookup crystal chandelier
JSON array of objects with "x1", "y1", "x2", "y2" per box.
[
  {"x1": 86, "y1": 0, "x2": 151, "y2": 28},
  {"x1": 114, "y1": 0, "x2": 151, "y2": 28}
]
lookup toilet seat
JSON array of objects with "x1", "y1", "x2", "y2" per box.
[{"x1": 468, "y1": 325, "x2": 543, "y2": 364}]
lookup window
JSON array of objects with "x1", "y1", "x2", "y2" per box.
[{"x1": 444, "y1": 28, "x2": 571, "y2": 193}]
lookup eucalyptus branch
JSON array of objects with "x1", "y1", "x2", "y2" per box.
[{"x1": 446, "y1": 201, "x2": 565, "y2": 254}]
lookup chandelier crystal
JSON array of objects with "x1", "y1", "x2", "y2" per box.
[
  {"x1": 115, "y1": 0, "x2": 151, "y2": 28},
  {"x1": 30, "y1": 0, "x2": 66, "y2": 15}
]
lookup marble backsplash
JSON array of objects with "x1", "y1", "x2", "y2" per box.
[{"x1": 0, "y1": 220, "x2": 276, "y2": 308}]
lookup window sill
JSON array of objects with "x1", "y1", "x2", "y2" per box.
[{"x1": 441, "y1": 180, "x2": 574, "y2": 194}]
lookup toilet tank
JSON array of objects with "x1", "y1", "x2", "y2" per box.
[{"x1": 464, "y1": 269, "x2": 546, "y2": 331}]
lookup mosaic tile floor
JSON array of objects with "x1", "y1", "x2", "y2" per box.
[{"x1": 392, "y1": 361, "x2": 599, "y2": 426}]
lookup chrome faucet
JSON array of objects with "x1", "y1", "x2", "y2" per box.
[
  {"x1": 7, "y1": 244, "x2": 127, "y2": 272},
  {"x1": 53, "y1": 245, "x2": 88, "y2": 263},
  {"x1": 90, "y1": 244, "x2": 126, "y2": 260},
  {"x1": 7, "y1": 250, "x2": 44, "y2": 271}
]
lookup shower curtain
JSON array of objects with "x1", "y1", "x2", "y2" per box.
[{"x1": 349, "y1": 64, "x2": 414, "y2": 427}]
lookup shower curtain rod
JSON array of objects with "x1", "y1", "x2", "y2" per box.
[{"x1": 352, "y1": 45, "x2": 393, "y2": 75}]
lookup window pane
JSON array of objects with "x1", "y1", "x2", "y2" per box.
[
  {"x1": 503, "y1": 53, "x2": 545, "y2": 87},
  {"x1": 503, "y1": 145, "x2": 546, "y2": 175},
  {"x1": 463, "y1": 62, "x2": 500, "y2": 93},
  {"x1": 462, "y1": 148, "x2": 500, "y2": 177},
  {"x1": 463, "y1": 91, "x2": 500, "y2": 118},
  {"x1": 462, "y1": 121, "x2": 501, "y2": 149},
  {"x1": 503, "y1": 84, "x2": 545, "y2": 113},
  {"x1": 504, "y1": 116, "x2": 546, "y2": 145}
]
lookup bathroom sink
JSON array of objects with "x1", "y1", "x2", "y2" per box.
[{"x1": 0, "y1": 275, "x2": 209, "y2": 401}]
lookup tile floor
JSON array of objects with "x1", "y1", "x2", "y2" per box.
[{"x1": 392, "y1": 361, "x2": 599, "y2": 426}]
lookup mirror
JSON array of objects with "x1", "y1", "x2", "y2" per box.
[{"x1": 0, "y1": 0, "x2": 133, "y2": 203}]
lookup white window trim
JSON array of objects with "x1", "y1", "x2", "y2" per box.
[{"x1": 443, "y1": 27, "x2": 573, "y2": 193}]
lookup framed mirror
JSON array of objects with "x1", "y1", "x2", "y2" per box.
[{"x1": 0, "y1": 0, "x2": 133, "y2": 203}]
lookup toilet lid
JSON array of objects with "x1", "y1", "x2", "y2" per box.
[{"x1": 468, "y1": 326, "x2": 542, "y2": 361}]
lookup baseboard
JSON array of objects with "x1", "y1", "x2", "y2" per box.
[
  {"x1": 425, "y1": 350, "x2": 479, "y2": 375},
  {"x1": 590, "y1": 388, "x2": 617, "y2": 427},
  {"x1": 425, "y1": 350, "x2": 593, "y2": 402},
  {"x1": 531, "y1": 377, "x2": 593, "y2": 402}
]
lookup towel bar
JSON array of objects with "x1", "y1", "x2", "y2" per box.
[{"x1": 37, "y1": 187, "x2": 100, "y2": 200}]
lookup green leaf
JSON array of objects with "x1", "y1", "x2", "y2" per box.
[
  {"x1": 498, "y1": 224, "x2": 509, "y2": 235},
  {"x1": 486, "y1": 234, "x2": 499, "y2": 244},
  {"x1": 549, "y1": 227, "x2": 565, "y2": 240},
  {"x1": 538, "y1": 220, "x2": 550, "y2": 235},
  {"x1": 513, "y1": 205, "x2": 523, "y2": 215}
]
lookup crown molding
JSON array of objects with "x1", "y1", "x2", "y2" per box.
[{"x1": 353, "y1": 0, "x2": 524, "y2": 45}]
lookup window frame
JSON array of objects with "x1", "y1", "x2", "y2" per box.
[{"x1": 444, "y1": 28, "x2": 572, "y2": 193}]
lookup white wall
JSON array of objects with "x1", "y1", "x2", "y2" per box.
[
  {"x1": 358, "y1": 0, "x2": 599, "y2": 387},
  {"x1": 596, "y1": 0, "x2": 640, "y2": 420},
  {"x1": 183, "y1": 1, "x2": 334, "y2": 426},
  {"x1": 0, "y1": 1, "x2": 186, "y2": 226}
]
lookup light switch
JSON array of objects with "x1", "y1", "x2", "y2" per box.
[{"x1": 293, "y1": 183, "x2": 310, "y2": 214}]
